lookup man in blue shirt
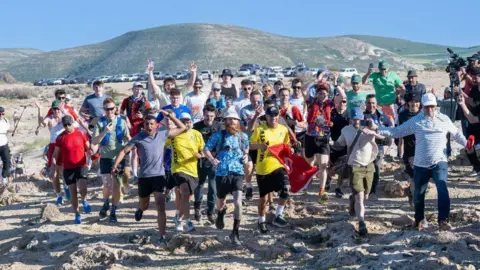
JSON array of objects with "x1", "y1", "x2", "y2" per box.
[
  {"x1": 203, "y1": 108, "x2": 249, "y2": 246},
  {"x1": 157, "y1": 88, "x2": 191, "y2": 123},
  {"x1": 80, "y1": 80, "x2": 111, "y2": 122}
]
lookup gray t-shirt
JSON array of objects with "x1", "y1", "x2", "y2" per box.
[
  {"x1": 128, "y1": 129, "x2": 168, "y2": 177},
  {"x1": 81, "y1": 94, "x2": 111, "y2": 118}
]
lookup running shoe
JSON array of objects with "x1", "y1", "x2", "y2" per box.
[
  {"x1": 74, "y1": 214, "x2": 82, "y2": 224},
  {"x1": 439, "y1": 220, "x2": 453, "y2": 231},
  {"x1": 317, "y1": 193, "x2": 329, "y2": 204},
  {"x1": 134, "y1": 208, "x2": 143, "y2": 222},
  {"x1": 82, "y1": 201, "x2": 91, "y2": 214},
  {"x1": 358, "y1": 221, "x2": 368, "y2": 236},
  {"x1": 63, "y1": 185, "x2": 71, "y2": 201},
  {"x1": 55, "y1": 196, "x2": 63, "y2": 206},
  {"x1": 272, "y1": 215, "x2": 288, "y2": 228},
  {"x1": 119, "y1": 192, "x2": 124, "y2": 204},
  {"x1": 157, "y1": 235, "x2": 168, "y2": 245},
  {"x1": 246, "y1": 186, "x2": 253, "y2": 201},
  {"x1": 131, "y1": 177, "x2": 139, "y2": 185},
  {"x1": 185, "y1": 220, "x2": 196, "y2": 232},
  {"x1": 369, "y1": 193, "x2": 378, "y2": 201},
  {"x1": 469, "y1": 170, "x2": 479, "y2": 177},
  {"x1": 229, "y1": 231, "x2": 241, "y2": 246},
  {"x1": 174, "y1": 216, "x2": 184, "y2": 232},
  {"x1": 109, "y1": 213, "x2": 118, "y2": 223},
  {"x1": 194, "y1": 208, "x2": 201, "y2": 222},
  {"x1": 99, "y1": 202, "x2": 109, "y2": 219},
  {"x1": 207, "y1": 213, "x2": 215, "y2": 224},
  {"x1": 335, "y1": 188, "x2": 344, "y2": 199},
  {"x1": 258, "y1": 222, "x2": 269, "y2": 234},
  {"x1": 268, "y1": 203, "x2": 275, "y2": 213}
]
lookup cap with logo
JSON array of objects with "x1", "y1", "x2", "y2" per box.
[
  {"x1": 265, "y1": 106, "x2": 279, "y2": 116},
  {"x1": 51, "y1": 100, "x2": 61, "y2": 109},
  {"x1": 350, "y1": 107, "x2": 364, "y2": 120},
  {"x1": 336, "y1": 77, "x2": 345, "y2": 85},
  {"x1": 133, "y1": 82, "x2": 144, "y2": 88},
  {"x1": 351, "y1": 74, "x2": 362, "y2": 84},
  {"x1": 378, "y1": 60, "x2": 389, "y2": 70},
  {"x1": 421, "y1": 93, "x2": 437, "y2": 106}
]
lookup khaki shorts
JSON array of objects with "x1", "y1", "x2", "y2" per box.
[{"x1": 350, "y1": 163, "x2": 374, "y2": 194}]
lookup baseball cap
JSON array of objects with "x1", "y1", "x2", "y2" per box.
[
  {"x1": 65, "y1": 94, "x2": 72, "y2": 102},
  {"x1": 421, "y1": 93, "x2": 437, "y2": 106},
  {"x1": 179, "y1": 112, "x2": 192, "y2": 120},
  {"x1": 378, "y1": 60, "x2": 389, "y2": 70},
  {"x1": 350, "y1": 108, "x2": 364, "y2": 120},
  {"x1": 407, "y1": 70, "x2": 418, "y2": 77},
  {"x1": 62, "y1": 115, "x2": 74, "y2": 126},
  {"x1": 223, "y1": 108, "x2": 240, "y2": 120},
  {"x1": 0, "y1": 107, "x2": 5, "y2": 113},
  {"x1": 51, "y1": 100, "x2": 61, "y2": 109},
  {"x1": 351, "y1": 75, "x2": 362, "y2": 84},
  {"x1": 132, "y1": 82, "x2": 144, "y2": 88},
  {"x1": 336, "y1": 77, "x2": 345, "y2": 85},
  {"x1": 265, "y1": 106, "x2": 279, "y2": 116},
  {"x1": 405, "y1": 93, "x2": 421, "y2": 103}
]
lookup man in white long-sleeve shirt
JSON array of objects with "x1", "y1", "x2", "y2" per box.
[
  {"x1": 367, "y1": 93, "x2": 467, "y2": 231},
  {"x1": 0, "y1": 107, "x2": 11, "y2": 184}
]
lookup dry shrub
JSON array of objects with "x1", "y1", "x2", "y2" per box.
[
  {"x1": 0, "y1": 72, "x2": 17, "y2": 84},
  {"x1": 0, "y1": 88, "x2": 39, "y2": 99}
]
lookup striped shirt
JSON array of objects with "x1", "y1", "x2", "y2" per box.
[{"x1": 378, "y1": 111, "x2": 466, "y2": 168}]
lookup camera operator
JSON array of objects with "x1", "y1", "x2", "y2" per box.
[
  {"x1": 457, "y1": 66, "x2": 480, "y2": 176},
  {"x1": 404, "y1": 71, "x2": 426, "y2": 97},
  {"x1": 462, "y1": 54, "x2": 480, "y2": 96},
  {"x1": 363, "y1": 94, "x2": 393, "y2": 200}
]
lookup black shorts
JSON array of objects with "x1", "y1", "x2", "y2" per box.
[
  {"x1": 293, "y1": 131, "x2": 306, "y2": 154},
  {"x1": 216, "y1": 174, "x2": 244, "y2": 199},
  {"x1": 248, "y1": 150, "x2": 258, "y2": 165},
  {"x1": 173, "y1": 172, "x2": 199, "y2": 195},
  {"x1": 330, "y1": 147, "x2": 347, "y2": 165},
  {"x1": 138, "y1": 175, "x2": 167, "y2": 198},
  {"x1": 99, "y1": 157, "x2": 128, "y2": 175},
  {"x1": 64, "y1": 167, "x2": 88, "y2": 186},
  {"x1": 256, "y1": 168, "x2": 290, "y2": 198},
  {"x1": 304, "y1": 134, "x2": 330, "y2": 158}
]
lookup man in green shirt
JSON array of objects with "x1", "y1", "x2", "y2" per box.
[
  {"x1": 337, "y1": 75, "x2": 368, "y2": 115},
  {"x1": 362, "y1": 61, "x2": 405, "y2": 123},
  {"x1": 92, "y1": 98, "x2": 131, "y2": 223}
]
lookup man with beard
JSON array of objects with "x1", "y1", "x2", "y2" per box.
[
  {"x1": 250, "y1": 106, "x2": 291, "y2": 233},
  {"x1": 404, "y1": 71, "x2": 426, "y2": 97},
  {"x1": 193, "y1": 105, "x2": 223, "y2": 223},
  {"x1": 398, "y1": 93, "x2": 422, "y2": 209},
  {"x1": 333, "y1": 108, "x2": 385, "y2": 236},
  {"x1": 203, "y1": 108, "x2": 249, "y2": 245},
  {"x1": 112, "y1": 112, "x2": 185, "y2": 242}
]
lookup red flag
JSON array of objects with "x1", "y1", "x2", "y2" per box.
[
  {"x1": 268, "y1": 144, "x2": 319, "y2": 193},
  {"x1": 467, "y1": 135, "x2": 475, "y2": 152}
]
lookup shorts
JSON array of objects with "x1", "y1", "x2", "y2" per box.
[
  {"x1": 293, "y1": 131, "x2": 306, "y2": 154},
  {"x1": 99, "y1": 157, "x2": 128, "y2": 175},
  {"x1": 173, "y1": 172, "x2": 199, "y2": 195},
  {"x1": 216, "y1": 174, "x2": 244, "y2": 199},
  {"x1": 248, "y1": 150, "x2": 258, "y2": 165},
  {"x1": 379, "y1": 104, "x2": 395, "y2": 123},
  {"x1": 350, "y1": 163, "x2": 374, "y2": 194},
  {"x1": 165, "y1": 171, "x2": 175, "y2": 190},
  {"x1": 304, "y1": 134, "x2": 330, "y2": 158},
  {"x1": 63, "y1": 167, "x2": 88, "y2": 186},
  {"x1": 256, "y1": 168, "x2": 290, "y2": 198},
  {"x1": 47, "y1": 143, "x2": 62, "y2": 167},
  {"x1": 138, "y1": 175, "x2": 167, "y2": 198}
]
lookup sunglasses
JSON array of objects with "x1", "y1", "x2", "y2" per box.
[
  {"x1": 213, "y1": 88, "x2": 221, "y2": 92},
  {"x1": 341, "y1": 101, "x2": 347, "y2": 104},
  {"x1": 58, "y1": 96, "x2": 66, "y2": 100},
  {"x1": 194, "y1": 86, "x2": 202, "y2": 89},
  {"x1": 104, "y1": 107, "x2": 115, "y2": 111},
  {"x1": 0, "y1": 113, "x2": 5, "y2": 116},
  {"x1": 63, "y1": 123, "x2": 72, "y2": 127},
  {"x1": 264, "y1": 89, "x2": 272, "y2": 93},
  {"x1": 53, "y1": 108, "x2": 61, "y2": 111},
  {"x1": 243, "y1": 87, "x2": 252, "y2": 91},
  {"x1": 292, "y1": 86, "x2": 301, "y2": 90}
]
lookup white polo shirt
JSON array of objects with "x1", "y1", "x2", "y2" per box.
[{"x1": 0, "y1": 118, "x2": 10, "y2": 146}]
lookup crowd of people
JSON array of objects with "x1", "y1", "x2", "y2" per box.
[{"x1": 2, "y1": 57, "x2": 480, "y2": 245}]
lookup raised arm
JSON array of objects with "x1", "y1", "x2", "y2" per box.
[
  {"x1": 362, "y1": 64, "x2": 374, "y2": 85},
  {"x1": 147, "y1": 60, "x2": 161, "y2": 101},
  {"x1": 371, "y1": 117, "x2": 416, "y2": 139},
  {"x1": 186, "y1": 62, "x2": 197, "y2": 92},
  {"x1": 158, "y1": 109, "x2": 187, "y2": 138}
]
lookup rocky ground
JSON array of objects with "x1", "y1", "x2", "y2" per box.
[{"x1": 0, "y1": 72, "x2": 479, "y2": 269}]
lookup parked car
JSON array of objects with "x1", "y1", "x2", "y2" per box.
[
  {"x1": 282, "y1": 67, "x2": 296, "y2": 77},
  {"x1": 50, "y1": 78, "x2": 63, "y2": 85},
  {"x1": 33, "y1": 79, "x2": 48, "y2": 86},
  {"x1": 114, "y1": 74, "x2": 129, "y2": 82},
  {"x1": 262, "y1": 73, "x2": 280, "y2": 83},
  {"x1": 240, "y1": 64, "x2": 261, "y2": 74},
  {"x1": 270, "y1": 66, "x2": 283, "y2": 73},
  {"x1": 276, "y1": 73, "x2": 285, "y2": 80},
  {"x1": 292, "y1": 67, "x2": 307, "y2": 77},
  {"x1": 339, "y1": 68, "x2": 358, "y2": 78},
  {"x1": 200, "y1": 70, "x2": 211, "y2": 80},
  {"x1": 247, "y1": 75, "x2": 257, "y2": 83},
  {"x1": 153, "y1": 71, "x2": 163, "y2": 80},
  {"x1": 236, "y1": 68, "x2": 251, "y2": 77}
]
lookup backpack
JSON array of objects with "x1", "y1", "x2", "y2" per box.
[
  {"x1": 126, "y1": 96, "x2": 146, "y2": 117},
  {"x1": 100, "y1": 116, "x2": 124, "y2": 145},
  {"x1": 214, "y1": 130, "x2": 246, "y2": 158}
]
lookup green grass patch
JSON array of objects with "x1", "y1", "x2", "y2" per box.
[{"x1": 20, "y1": 138, "x2": 50, "y2": 153}]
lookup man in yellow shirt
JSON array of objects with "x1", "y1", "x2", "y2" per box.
[
  {"x1": 171, "y1": 112, "x2": 205, "y2": 232},
  {"x1": 250, "y1": 106, "x2": 291, "y2": 233}
]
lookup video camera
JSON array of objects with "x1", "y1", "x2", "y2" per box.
[{"x1": 445, "y1": 48, "x2": 467, "y2": 86}]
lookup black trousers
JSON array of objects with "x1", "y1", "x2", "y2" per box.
[{"x1": 0, "y1": 144, "x2": 11, "y2": 178}]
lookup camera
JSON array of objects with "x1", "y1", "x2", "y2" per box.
[{"x1": 445, "y1": 48, "x2": 467, "y2": 86}]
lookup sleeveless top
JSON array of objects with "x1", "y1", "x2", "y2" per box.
[
  {"x1": 221, "y1": 84, "x2": 237, "y2": 100},
  {"x1": 50, "y1": 119, "x2": 65, "y2": 143}
]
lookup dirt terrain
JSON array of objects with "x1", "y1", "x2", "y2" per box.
[{"x1": 0, "y1": 72, "x2": 479, "y2": 269}]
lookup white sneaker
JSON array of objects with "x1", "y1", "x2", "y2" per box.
[
  {"x1": 1, "y1": 177, "x2": 6, "y2": 185},
  {"x1": 123, "y1": 185, "x2": 131, "y2": 195},
  {"x1": 421, "y1": 219, "x2": 429, "y2": 229},
  {"x1": 469, "y1": 170, "x2": 479, "y2": 177},
  {"x1": 174, "y1": 215, "x2": 183, "y2": 232}
]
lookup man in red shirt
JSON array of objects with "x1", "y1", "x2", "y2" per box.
[
  {"x1": 120, "y1": 82, "x2": 151, "y2": 181},
  {"x1": 52, "y1": 115, "x2": 91, "y2": 224}
]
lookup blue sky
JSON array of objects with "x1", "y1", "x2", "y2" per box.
[{"x1": 2, "y1": 0, "x2": 478, "y2": 51}]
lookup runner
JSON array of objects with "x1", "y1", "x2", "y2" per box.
[
  {"x1": 220, "y1": 69, "x2": 238, "y2": 100},
  {"x1": 120, "y1": 82, "x2": 151, "y2": 184},
  {"x1": 192, "y1": 105, "x2": 223, "y2": 223},
  {"x1": 36, "y1": 100, "x2": 75, "y2": 205},
  {"x1": 0, "y1": 107, "x2": 12, "y2": 184},
  {"x1": 332, "y1": 108, "x2": 385, "y2": 236},
  {"x1": 79, "y1": 80, "x2": 111, "y2": 123},
  {"x1": 302, "y1": 83, "x2": 334, "y2": 201},
  {"x1": 184, "y1": 79, "x2": 209, "y2": 123},
  {"x1": 273, "y1": 80, "x2": 284, "y2": 98},
  {"x1": 262, "y1": 84, "x2": 277, "y2": 103},
  {"x1": 171, "y1": 113, "x2": 205, "y2": 232},
  {"x1": 52, "y1": 115, "x2": 91, "y2": 224},
  {"x1": 250, "y1": 106, "x2": 291, "y2": 233},
  {"x1": 92, "y1": 98, "x2": 131, "y2": 223},
  {"x1": 369, "y1": 93, "x2": 467, "y2": 231},
  {"x1": 233, "y1": 79, "x2": 253, "y2": 114},
  {"x1": 278, "y1": 88, "x2": 304, "y2": 138},
  {"x1": 13, "y1": 153, "x2": 25, "y2": 179},
  {"x1": 289, "y1": 78, "x2": 307, "y2": 154},
  {"x1": 398, "y1": 93, "x2": 422, "y2": 209},
  {"x1": 156, "y1": 88, "x2": 191, "y2": 123},
  {"x1": 329, "y1": 95, "x2": 349, "y2": 198},
  {"x1": 363, "y1": 94, "x2": 392, "y2": 200},
  {"x1": 207, "y1": 82, "x2": 227, "y2": 119},
  {"x1": 112, "y1": 112, "x2": 186, "y2": 242},
  {"x1": 362, "y1": 61, "x2": 405, "y2": 124},
  {"x1": 147, "y1": 60, "x2": 196, "y2": 109},
  {"x1": 203, "y1": 108, "x2": 248, "y2": 245},
  {"x1": 338, "y1": 75, "x2": 368, "y2": 114}
]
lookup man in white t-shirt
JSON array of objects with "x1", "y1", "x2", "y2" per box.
[
  {"x1": 234, "y1": 79, "x2": 253, "y2": 114},
  {"x1": 0, "y1": 107, "x2": 11, "y2": 184},
  {"x1": 184, "y1": 79, "x2": 209, "y2": 123},
  {"x1": 289, "y1": 78, "x2": 307, "y2": 134}
]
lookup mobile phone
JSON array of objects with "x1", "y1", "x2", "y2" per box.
[
  {"x1": 106, "y1": 118, "x2": 112, "y2": 125},
  {"x1": 369, "y1": 63, "x2": 374, "y2": 69}
]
